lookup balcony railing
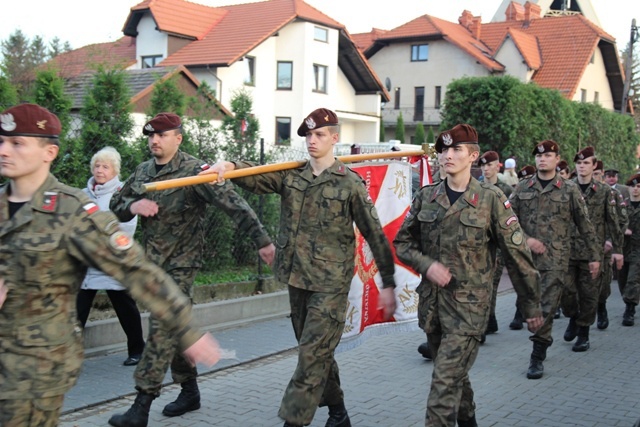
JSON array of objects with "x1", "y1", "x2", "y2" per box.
[{"x1": 382, "y1": 107, "x2": 442, "y2": 126}]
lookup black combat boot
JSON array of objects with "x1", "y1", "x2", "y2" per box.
[
  {"x1": 526, "y1": 341, "x2": 548, "y2": 380},
  {"x1": 418, "y1": 341, "x2": 433, "y2": 360},
  {"x1": 162, "y1": 378, "x2": 201, "y2": 417},
  {"x1": 572, "y1": 326, "x2": 590, "y2": 352},
  {"x1": 108, "y1": 392, "x2": 155, "y2": 427},
  {"x1": 325, "y1": 402, "x2": 351, "y2": 427},
  {"x1": 457, "y1": 414, "x2": 478, "y2": 427},
  {"x1": 554, "y1": 308, "x2": 562, "y2": 319},
  {"x1": 509, "y1": 308, "x2": 524, "y2": 330},
  {"x1": 563, "y1": 317, "x2": 578, "y2": 342},
  {"x1": 622, "y1": 303, "x2": 636, "y2": 326},
  {"x1": 597, "y1": 303, "x2": 609, "y2": 329},
  {"x1": 486, "y1": 314, "x2": 498, "y2": 334}
]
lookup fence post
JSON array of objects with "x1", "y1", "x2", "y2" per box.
[{"x1": 256, "y1": 138, "x2": 265, "y2": 294}]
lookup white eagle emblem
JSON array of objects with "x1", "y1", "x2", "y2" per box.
[
  {"x1": 442, "y1": 133, "x2": 453, "y2": 146},
  {"x1": 0, "y1": 113, "x2": 17, "y2": 132},
  {"x1": 578, "y1": 153, "x2": 584, "y2": 160},
  {"x1": 305, "y1": 117, "x2": 316, "y2": 130},
  {"x1": 537, "y1": 145, "x2": 544, "y2": 153},
  {"x1": 144, "y1": 123, "x2": 155, "y2": 132}
]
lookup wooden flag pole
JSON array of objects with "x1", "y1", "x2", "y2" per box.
[{"x1": 142, "y1": 149, "x2": 426, "y2": 193}]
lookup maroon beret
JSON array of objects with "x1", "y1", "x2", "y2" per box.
[
  {"x1": 627, "y1": 174, "x2": 640, "y2": 186},
  {"x1": 435, "y1": 124, "x2": 478, "y2": 153},
  {"x1": 574, "y1": 146, "x2": 595, "y2": 162},
  {"x1": 478, "y1": 150, "x2": 499, "y2": 166},
  {"x1": 595, "y1": 160, "x2": 603, "y2": 171},
  {"x1": 297, "y1": 108, "x2": 339, "y2": 137},
  {"x1": 0, "y1": 103, "x2": 61, "y2": 140},
  {"x1": 556, "y1": 160, "x2": 569, "y2": 172},
  {"x1": 532, "y1": 140, "x2": 559, "y2": 156},
  {"x1": 143, "y1": 112, "x2": 182, "y2": 135},
  {"x1": 519, "y1": 165, "x2": 536, "y2": 178}
]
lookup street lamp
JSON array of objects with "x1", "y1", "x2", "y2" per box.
[{"x1": 621, "y1": 19, "x2": 639, "y2": 114}]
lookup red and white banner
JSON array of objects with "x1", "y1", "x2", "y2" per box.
[{"x1": 339, "y1": 158, "x2": 432, "y2": 348}]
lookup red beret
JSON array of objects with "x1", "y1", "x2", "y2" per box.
[
  {"x1": 143, "y1": 113, "x2": 182, "y2": 135},
  {"x1": 574, "y1": 146, "x2": 595, "y2": 162},
  {"x1": 0, "y1": 103, "x2": 61, "y2": 140},
  {"x1": 297, "y1": 108, "x2": 339, "y2": 137},
  {"x1": 556, "y1": 160, "x2": 569, "y2": 172},
  {"x1": 435, "y1": 124, "x2": 478, "y2": 153},
  {"x1": 519, "y1": 165, "x2": 536, "y2": 178},
  {"x1": 627, "y1": 174, "x2": 640, "y2": 186},
  {"x1": 595, "y1": 160, "x2": 603, "y2": 171},
  {"x1": 532, "y1": 140, "x2": 559, "y2": 155},
  {"x1": 478, "y1": 150, "x2": 499, "y2": 166}
]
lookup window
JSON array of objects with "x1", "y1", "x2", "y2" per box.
[
  {"x1": 581, "y1": 89, "x2": 587, "y2": 102},
  {"x1": 435, "y1": 86, "x2": 442, "y2": 109},
  {"x1": 141, "y1": 55, "x2": 162, "y2": 68},
  {"x1": 594, "y1": 91, "x2": 599, "y2": 104},
  {"x1": 414, "y1": 87, "x2": 424, "y2": 122},
  {"x1": 394, "y1": 87, "x2": 401, "y2": 110},
  {"x1": 411, "y1": 44, "x2": 428, "y2": 61},
  {"x1": 314, "y1": 26, "x2": 328, "y2": 42},
  {"x1": 276, "y1": 117, "x2": 291, "y2": 145},
  {"x1": 313, "y1": 64, "x2": 327, "y2": 93},
  {"x1": 277, "y1": 61, "x2": 293, "y2": 90},
  {"x1": 244, "y1": 56, "x2": 256, "y2": 86}
]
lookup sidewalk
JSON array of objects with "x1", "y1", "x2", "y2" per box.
[{"x1": 61, "y1": 280, "x2": 640, "y2": 426}]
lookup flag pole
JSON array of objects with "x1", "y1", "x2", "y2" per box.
[{"x1": 142, "y1": 149, "x2": 427, "y2": 193}]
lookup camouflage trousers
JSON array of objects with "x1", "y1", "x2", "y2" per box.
[
  {"x1": 618, "y1": 257, "x2": 640, "y2": 305},
  {"x1": 425, "y1": 332, "x2": 480, "y2": 427},
  {"x1": 134, "y1": 268, "x2": 198, "y2": 395},
  {"x1": 530, "y1": 270, "x2": 565, "y2": 345},
  {"x1": 489, "y1": 251, "x2": 505, "y2": 317},
  {"x1": 278, "y1": 285, "x2": 348, "y2": 426},
  {"x1": 598, "y1": 257, "x2": 613, "y2": 304},
  {"x1": 0, "y1": 395, "x2": 64, "y2": 427},
  {"x1": 562, "y1": 260, "x2": 600, "y2": 327}
]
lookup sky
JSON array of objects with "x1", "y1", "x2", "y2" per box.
[{"x1": 2, "y1": 0, "x2": 640, "y2": 52}]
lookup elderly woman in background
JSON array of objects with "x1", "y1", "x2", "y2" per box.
[{"x1": 76, "y1": 146, "x2": 145, "y2": 366}]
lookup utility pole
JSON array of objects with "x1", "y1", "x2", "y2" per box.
[{"x1": 621, "y1": 19, "x2": 638, "y2": 114}]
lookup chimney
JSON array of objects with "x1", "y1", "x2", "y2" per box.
[
  {"x1": 524, "y1": 1, "x2": 542, "y2": 21},
  {"x1": 458, "y1": 10, "x2": 474, "y2": 29},
  {"x1": 505, "y1": 1, "x2": 525, "y2": 21},
  {"x1": 469, "y1": 16, "x2": 482, "y2": 40}
]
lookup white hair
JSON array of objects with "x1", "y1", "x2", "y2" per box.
[{"x1": 90, "y1": 146, "x2": 122, "y2": 178}]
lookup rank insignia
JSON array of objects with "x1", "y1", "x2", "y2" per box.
[{"x1": 42, "y1": 191, "x2": 58, "y2": 211}]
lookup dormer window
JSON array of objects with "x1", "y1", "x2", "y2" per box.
[
  {"x1": 142, "y1": 55, "x2": 163, "y2": 68},
  {"x1": 314, "y1": 26, "x2": 328, "y2": 43},
  {"x1": 244, "y1": 56, "x2": 256, "y2": 86},
  {"x1": 411, "y1": 44, "x2": 428, "y2": 62}
]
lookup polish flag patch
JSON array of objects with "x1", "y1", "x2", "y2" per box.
[
  {"x1": 504, "y1": 200, "x2": 511, "y2": 209},
  {"x1": 83, "y1": 203, "x2": 99, "y2": 214}
]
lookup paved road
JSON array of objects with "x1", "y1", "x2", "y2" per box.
[{"x1": 60, "y1": 281, "x2": 640, "y2": 426}]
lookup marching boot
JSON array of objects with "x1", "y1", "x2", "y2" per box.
[
  {"x1": 563, "y1": 317, "x2": 578, "y2": 342},
  {"x1": 572, "y1": 326, "x2": 590, "y2": 352},
  {"x1": 596, "y1": 303, "x2": 609, "y2": 330},
  {"x1": 622, "y1": 303, "x2": 636, "y2": 326},
  {"x1": 509, "y1": 308, "x2": 524, "y2": 330},
  {"x1": 162, "y1": 378, "x2": 201, "y2": 417},
  {"x1": 108, "y1": 392, "x2": 155, "y2": 427},
  {"x1": 486, "y1": 314, "x2": 498, "y2": 334},
  {"x1": 554, "y1": 308, "x2": 562, "y2": 319},
  {"x1": 526, "y1": 341, "x2": 548, "y2": 380},
  {"x1": 457, "y1": 414, "x2": 478, "y2": 427},
  {"x1": 325, "y1": 402, "x2": 351, "y2": 427},
  {"x1": 418, "y1": 341, "x2": 433, "y2": 360}
]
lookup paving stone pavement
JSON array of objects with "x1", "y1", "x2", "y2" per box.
[{"x1": 60, "y1": 280, "x2": 640, "y2": 427}]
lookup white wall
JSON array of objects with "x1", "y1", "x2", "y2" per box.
[
  {"x1": 494, "y1": 37, "x2": 531, "y2": 82},
  {"x1": 136, "y1": 15, "x2": 168, "y2": 67},
  {"x1": 573, "y1": 47, "x2": 614, "y2": 110}
]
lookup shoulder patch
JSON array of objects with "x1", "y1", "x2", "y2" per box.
[
  {"x1": 504, "y1": 200, "x2": 511, "y2": 209},
  {"x1": 511, "y1": 230, "x2": 524, "y2": 245},
  {"x1": 109, "y1": 231, "x2": 134, "y2": 251},
  {"x1": 42, "y1": 191, "x2": 58, "y2": 211},
  {"x1": 505, "y1": 215, "x2": 518, "y2": 226}
]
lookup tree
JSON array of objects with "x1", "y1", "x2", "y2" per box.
[
  {"x1": 426, "y1": 126, "x2": 435, "y2": 146},
  {"x1": 395, "y1": 111, "x2": 405, "y2": 143},
  {"x1": 414, "y1": 122, "x2": 426, "y2": 145},
  {"x1": 184, "y1": 81, "x2": 223, "y2": 163},
  {"x1": 0, "y1": 75, "x2": 17, "y2": 109},
  {"x1": 32, "y1": 69, "x2": 72, "y2": 133},
  {"x1": 221, "y1": 87, "x2": 260, "y2": 160}
]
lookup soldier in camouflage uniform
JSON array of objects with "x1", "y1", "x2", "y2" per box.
[
  {"x1": 206, "y1": 108, "x2": 397, "y2": 427},
  {"x1": 510, "y1": 140, "x2": 599, "y2": 380},
  {"x1": 0, "y1": 104, "x2": 220, "y2": 427},
  {"x1": 594, "y1": 161, "x2": 628, "y2": 329},
  {"x1": 618, "y1": 174, "x2": 640, "y2": 326},
  {"x1": 394, "y1": 124, "x2": 542, "y2": 427},
  {"x1": 108, "y1": 113, "x2": 275, "y2": 427},
  {"x1": 561, "y1": 147, "x2": 623, "y2": 351},
  {"x1": 478, "y1": 150, "x2": 513, "y2": 336}
]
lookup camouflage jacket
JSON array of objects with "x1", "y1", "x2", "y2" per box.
[
  {"x1": 510, "y1": 173, "x2": 598, "y2": 270},
  {"x1": 624, "y1": 201, "x2": 640, "y2": 256},
  {"x1": 230, "y1": 159, "x2": 396, "y2": 294},
  {"x1": 394, "y1": 178, "x2": 541, "y2": 335},
  {"x1": 0, "y1": 175, "x2": 202, "y2": 400},
  {"x1": 569, "y1": 179, "x2": 622, "y2": 261},
  {"x1": 110, "y1": 151, "x2": 271, "y2": 271}
]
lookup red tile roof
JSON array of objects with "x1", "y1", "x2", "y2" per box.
[
  {"x1": 158, "y1": 0, "x2": 344, "y2": 66},
  {"x1": 351, "y1": 28, "x2": 387, "y2": 53},
  {"x1": 45, "y1": 37, "x2": 136, "y2": 79},
  {"x1": 503, "y1": 28, "x2": 541, "y2": 69}
]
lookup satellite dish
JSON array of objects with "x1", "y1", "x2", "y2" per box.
[{"x1": 385, "y1": 77, "x2": 391, "y2": 92}]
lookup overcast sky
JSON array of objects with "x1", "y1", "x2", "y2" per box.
[{"x1": 2, "y1": 0, "x2": 639, "y2": 51}]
